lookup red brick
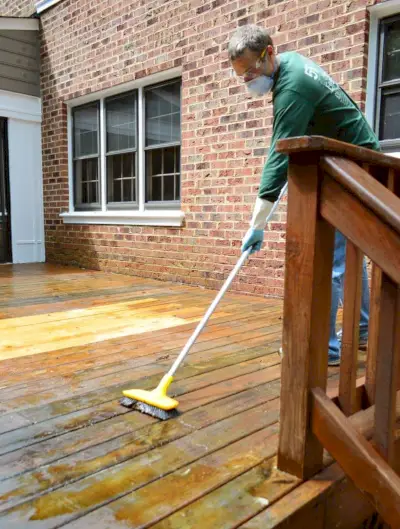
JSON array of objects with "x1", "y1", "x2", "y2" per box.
[
  {"x1": 3, "y1": 0, "x2": 372, "y2": 298},
  {"x1": 1, "y1": 0, "x2": 35, "y2": 16}
]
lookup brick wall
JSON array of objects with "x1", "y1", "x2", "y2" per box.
[
  {"x1": 0, "y1": 0, "x2": 36, "y2": 16},
  {"x1": 38, "y1": 0, "x2": 377, "y2": 297}
]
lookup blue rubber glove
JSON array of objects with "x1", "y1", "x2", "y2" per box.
[{"x1": 241, "y1": 228, "x2": 264, "y2": 254}]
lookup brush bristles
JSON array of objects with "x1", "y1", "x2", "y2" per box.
[
  {"x1": 120, "y1": 397, "x2": 137, "y2": 408},
  {"x1": 119, "y1": 397, "x2": 179, "y2": 421},
  {"x1": 135, "y1": 401, "x2": 180, "y2": 420}
]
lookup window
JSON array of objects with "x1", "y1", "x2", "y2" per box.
[
  {"x1": 73, "y1": 103, "x2": 100, "y2": 210},
  {"x1": 106, "y1": 92, "x2": 137, "y2": 208},
  {"x1": 145, "y1": 81, "x2": 181, "y2": 205},
  {"x1": 68, "y1": 76, "x2": 182, "y2": 224},
  {"x1": 375, "y1": 14, "x2": 400, "y2": 150}
]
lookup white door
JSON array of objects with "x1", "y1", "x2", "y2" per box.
[
  {"x1": 0, "y1": 90, "x2": 45, "y2": 263},
  {"x1": 8, "y1": 119, "x2": 45, "y2": 263}
]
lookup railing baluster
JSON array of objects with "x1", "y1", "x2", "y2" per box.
[
  {"x1": 366, "y1": 263, "x2": 382, "y2": 406},
  {"x1": 366, "y1": 167, "x2": 396, "y2": 407},
  {"x1": 339, "y1": 240, "x2": 363, "y2": 415},
  {"x1": 374, "y1": 272, "x2": 400, "y2": 465}
]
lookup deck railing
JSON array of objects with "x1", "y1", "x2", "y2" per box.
[{"x1": 276, "y1": 136, "x2": 400, "y2": 528}]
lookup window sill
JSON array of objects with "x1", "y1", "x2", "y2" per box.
[{"x1": 60, "y1": 210, "x2": 185, "y2": 227}]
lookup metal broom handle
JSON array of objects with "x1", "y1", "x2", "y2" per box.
[{"x1": 168, "y1": 181, "x2": 288, "y2": 377}]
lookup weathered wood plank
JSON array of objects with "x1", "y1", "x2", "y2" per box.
[
  {"x1": 0, "y1": 303, "x2": 281, "y2": 375},
  {"x1": 0, "y1": 305, "x2": 281, "y2": 389},
  {"x1": 0, "y1": 382, "x2": 282, "y2": 511},
  {"x1": 0, "y1": 355, "x2": 281, "y2": 456},
  {"x1": 146, "y1": 457, "x2": 299, "y2": 529},
  {"x1": 0, "y1": 356, "x2": 282, "y2": 480},
  {"x1": 1, "y1": 263, "x2": 367, "y2": 529},
  {"x1": 0, "y1": 406, "x2": 280, "y2": 528},
  {"x1": 64, "y1": 436, "x2": 284, "y2": 529},
  {"x1": 0, "y1": 324, "x2": 282, "y2": 416},
  {"x1": 0, "y1": 325, "x2": 280, "y2": 403}
]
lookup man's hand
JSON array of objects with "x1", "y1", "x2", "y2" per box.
[
  {"x1": 242, "y1": 228, "x2": 264, "y2": 254},
  {"x1": 241, "y1": 197, "x2": 274, "y2": 254}
]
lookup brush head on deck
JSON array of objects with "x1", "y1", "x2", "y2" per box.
[{"x1": 119, "y1": 397, "x2": 180, "y2": 420}]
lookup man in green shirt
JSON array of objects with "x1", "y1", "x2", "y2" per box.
[{"x1": 228, "y1": 25, "x2": 380, "y2": 365}]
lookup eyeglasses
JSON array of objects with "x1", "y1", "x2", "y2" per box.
[{"x1": 231, "y1": 48, "x2": 267, "y2": 82}]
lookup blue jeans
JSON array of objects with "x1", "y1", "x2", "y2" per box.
[{"x1": 328, "y1": 231, "x2": 370, "y2": 360}]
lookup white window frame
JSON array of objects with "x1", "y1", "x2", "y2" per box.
[
  {"x1": 36, "y1": 0, "x2": 64, "y2": 14},
  {"x1": 61, "y1": 68, "x2": 184, "y2": 227},
  {"x1": 366, "y1": 0, "x2": 400, "y2": 158}
]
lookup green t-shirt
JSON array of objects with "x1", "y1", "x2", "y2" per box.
[{"x1": 259, "y1": 51, "x2": 381, "y2": 201}]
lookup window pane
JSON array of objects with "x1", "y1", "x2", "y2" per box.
[
  {"x1": 164, "y1": 147, "x2": 175, "y2": 174},
  {"x1": 151, "y1": 176, "x2": 162, "y2": 201},
  {"x1": 383, "y1": 18, "x2": 400, "y2": 82},
  {"x1": 146, "y1": 146, "x2": 180, "y2": 202},
  {"x1": 82, "y1": 183, "x2": 88, "y2": 204},
  {"x1": 148, "y1": 149, "x2": 162, "y2": 175},
  {"x1": 175, "y1": 172, "x2": 180, "y2": 200},
  {"x1": 146, "y1": 91, "x2": 159, "y2": 119},
  {"x1": 164, "y1": 175, "x2": 175, "y2": 201},
  {"x1": 74, "y1": 158, "x2": 99, "y2": 205},
  {"x1": 107, "y1": 152, "x2": 136, "y2": 203},
  {"x1": 380, "y1": 90, "x2": 400, "y2": 140},
  {"x1": 123, "y1": 179, "x2": 133, "y2": 202},
  {"x1": 106, "y1": 93, "x2": 136, "y2": 152},
  {"x1": 145, "y1": 81, "x2": 181, "y2": 146},
  {"x1": 159, "y1": 115, "x2": 173, "y2": 144},
  {"x1": 73, "y1": 104, "x2": 98, "y2": 158},
  {"x1": 172, "y1": 112, "x2": 181, "y2": 142},
  {"x1": 113, "y1": 178, "x2": 122, "y2": 203},
  {"x1": 89, "y1": 182, "x2": 97, "y2": 203}
]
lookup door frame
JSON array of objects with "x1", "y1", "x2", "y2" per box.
[{"x1": 0, "y1": 117, "x2": 12, "y2": 263}]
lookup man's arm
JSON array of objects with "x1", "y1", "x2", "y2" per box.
[
  {"x1": 241, "y1": 91, "x2": 315, "y2": 254},
  {"x1": 258, "y1": 90, "x2": 315, "y2": 202}
]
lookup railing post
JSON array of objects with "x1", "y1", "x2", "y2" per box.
[{"x1": 278, "y1": 155, "x2": 335, "y2": 479}]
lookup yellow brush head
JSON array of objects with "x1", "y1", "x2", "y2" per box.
[
  {"x1": 122, "y1": 388, "x2": 178, "y2": 410},
  {"x1": 122, "y1": 374, "x2": 178, "y2": 411}
]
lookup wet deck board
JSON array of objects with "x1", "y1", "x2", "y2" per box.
[{"x1": 0, "y1": 263, "x2": 352, "y2": 529}]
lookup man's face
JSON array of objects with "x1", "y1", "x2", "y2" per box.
[{"x1": 231, "y1": 45, "x2": 274, "y2": 83}]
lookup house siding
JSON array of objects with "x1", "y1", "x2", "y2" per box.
[
  {"x1": 13, "y1": 0, "x2": 392, "y2": 295},
  {"x1": 0, "y1": 29, "x2": 40, "y2": 97}
]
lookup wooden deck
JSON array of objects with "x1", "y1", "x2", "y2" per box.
[{"x1": 0, "y1": 264, "x2": 369, "y2": 528}]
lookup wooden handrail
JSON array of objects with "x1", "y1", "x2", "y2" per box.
[
  {"x1": 276, "y1": 135, "x2": 400, "y2": 171},
  {"x1": 320, "y1": 176, "x2": 400, "y2": 287},
  {"x1": 277, "y1": 136, "x2": 400, "y2": 528},
  {"x1": 320, "y1": 156, "x2": 400, "y2": 234}
]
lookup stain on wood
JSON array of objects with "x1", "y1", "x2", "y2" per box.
[{"x1": 0, "y1": 263, "x2": 374, "y2": 528}]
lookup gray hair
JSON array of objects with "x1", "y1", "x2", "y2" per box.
[{"x1": 228, "y1": 25, "x2": 273, "y2": 61}]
